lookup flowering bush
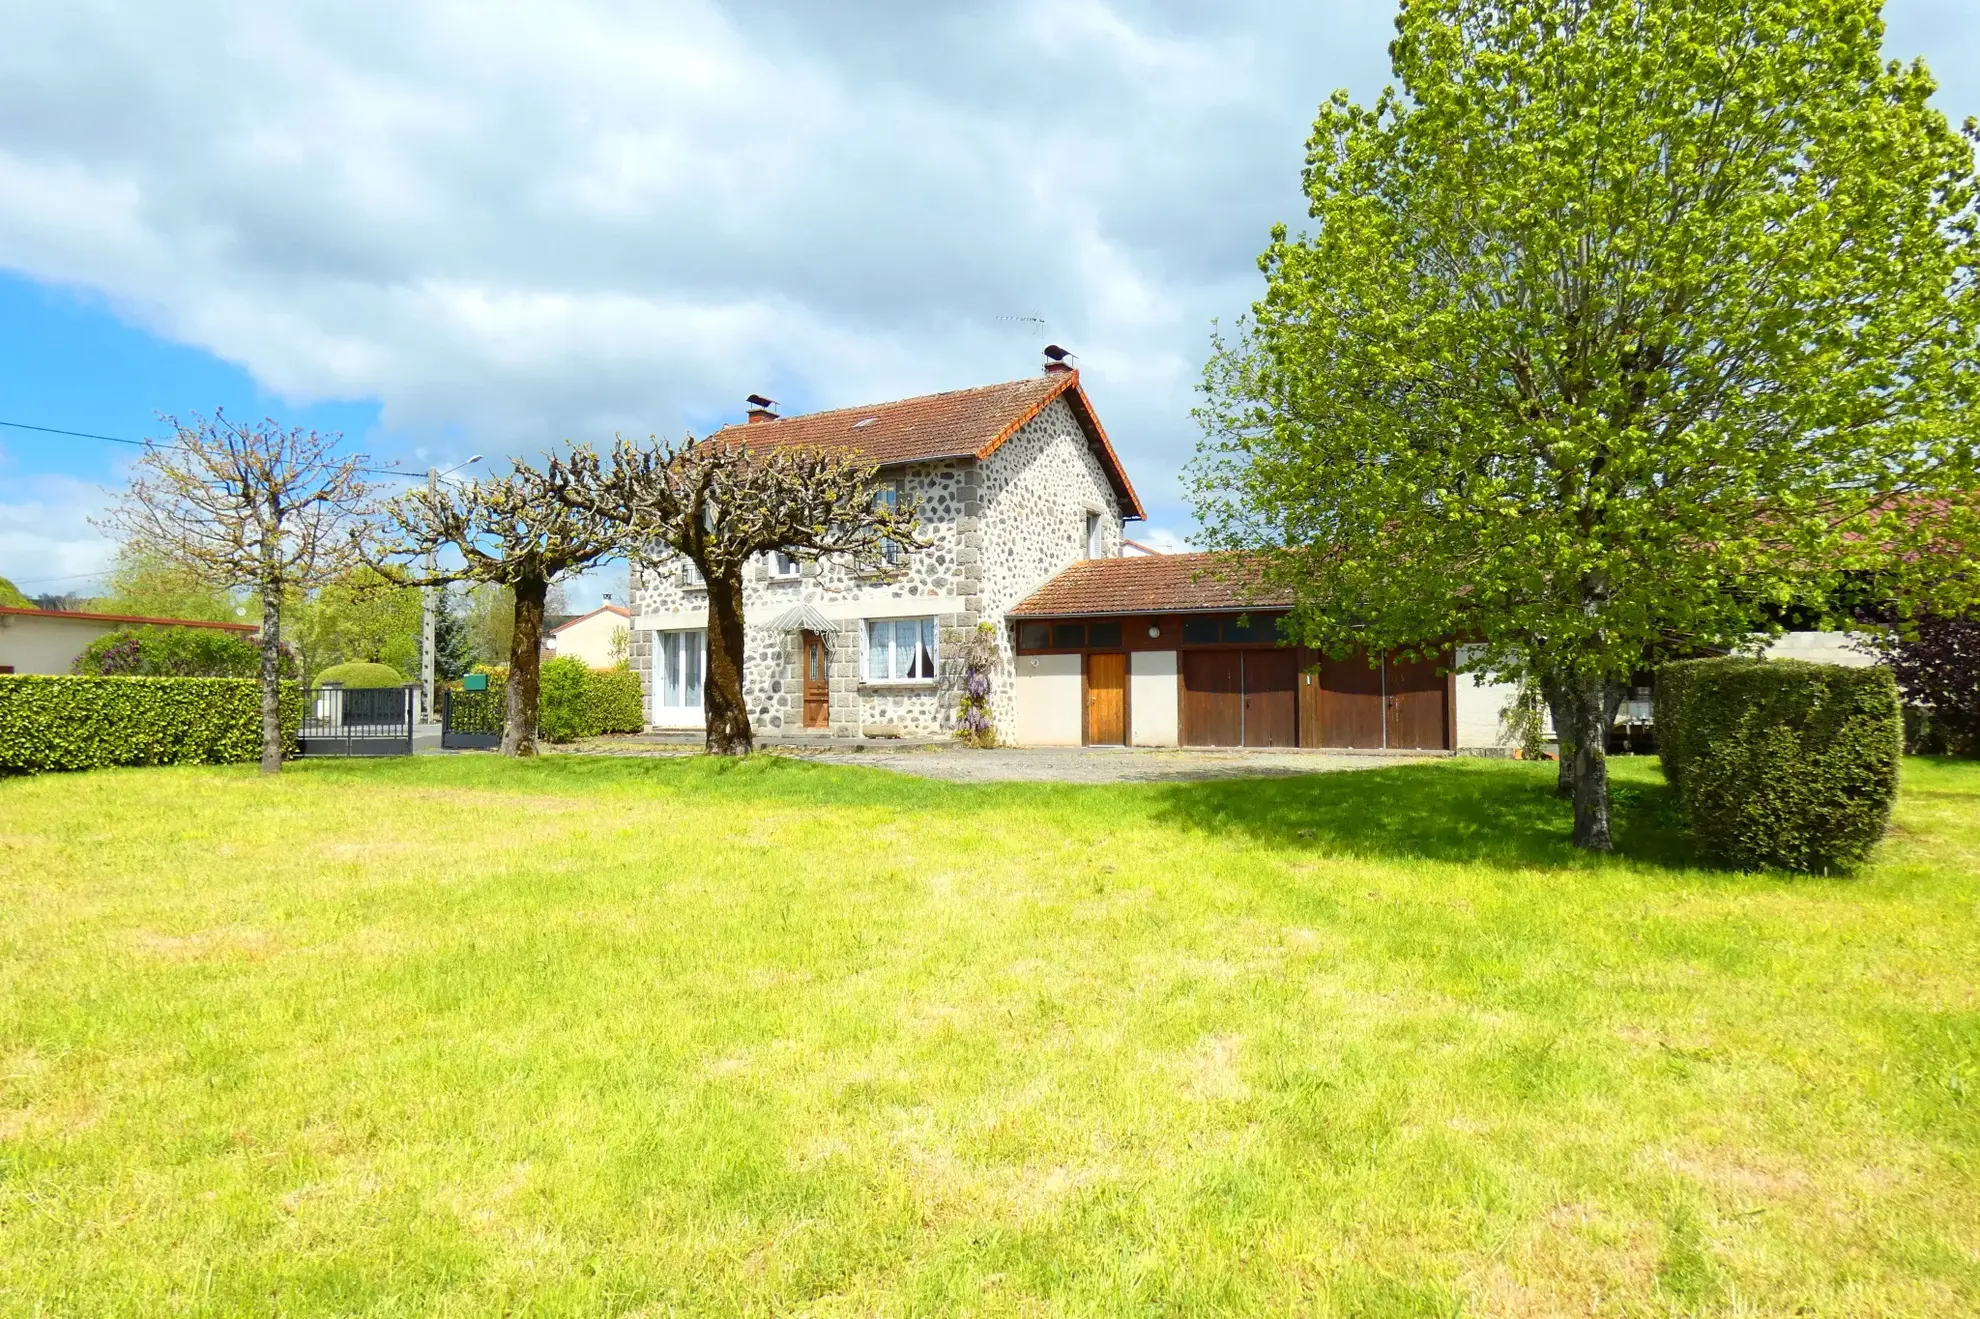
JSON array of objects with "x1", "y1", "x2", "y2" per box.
[
  {"x1": 73, "y1": 626, "x2": 295, "y2": 680},
  {"x1": 953, "y1": 622, "x2": 999, "y2": 748}
]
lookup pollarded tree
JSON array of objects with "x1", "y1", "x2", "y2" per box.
[
  {"x1": 1192, "y1": 0, "x2": 1980, "y2": 850},
  {"x1": 376, "y1": 459, "x2": 619, "y2": 756},
  {"x1": 557, "y1": 436, "x2": 925, "y2": 756},
  {"x1": 98, "y1": 412, "x2": 376, "y2": 774}
]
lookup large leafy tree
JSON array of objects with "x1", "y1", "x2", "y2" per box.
[
  {"x1": 1192, "y1": 0, "x2": 1980, "y2": 849},
  {"x1": 558, "y1": 436, "x2": 924, "y2": 756},
  {"x1": 376, "y1": 459, "x2": 618, "y2": 757}
]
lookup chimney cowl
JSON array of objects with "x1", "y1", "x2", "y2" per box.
[
  {"x1": 1041, "y1": 343, "x2": 1075, "y2": 376},
  {"x1": 745, "y1": 392, "x2": 779, "y2": 423}
]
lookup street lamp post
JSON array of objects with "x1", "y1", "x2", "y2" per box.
[{"x1": 420, "y1": 456, "x2": 481, "y2": 720}]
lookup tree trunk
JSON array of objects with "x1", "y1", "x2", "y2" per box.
[
  {"x1": 1567, "y1": 674, "x2": 1627, "y2": 852},
  {"x1": 503, "y1": 575, "x2": 547, "y2": 757},
  {"x1": 703, "y1": 566, "x2": 753, "y2": 756},
  {"x1": 258, "y1": 583, "x2": 283, "y2": 775}
]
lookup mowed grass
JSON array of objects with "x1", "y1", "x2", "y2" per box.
[{"x1": 1, "y1": 754, "x2": 1976, "y2": 1317}]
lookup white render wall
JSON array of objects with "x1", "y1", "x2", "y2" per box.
[
  {"x1": 1758, "y1": 630, "x2": 1875, "y2": 667},
  {"x1": 545, "y1": 609, "x2": 629, "y2": 668},
  {"x1": 1129, "y1": 651, "x2": 1179, "y2": 746},
  {"x1": 1015, "y1": 653, "x2": 1082, "y2": 746},
  {"x1": 0, "y1": 613, "x2": 124, "y2": 675}
]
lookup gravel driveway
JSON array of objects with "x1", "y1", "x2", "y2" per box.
[{"x1": 567, "y1": 737, "x2": 1434, "y2": 783}]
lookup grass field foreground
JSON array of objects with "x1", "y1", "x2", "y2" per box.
[{"x1": 1, "y1": 754, "x2": 1977, "y2": 1315}]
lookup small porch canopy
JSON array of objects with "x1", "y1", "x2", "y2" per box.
[{"x1": 765, "y1": 604, "x2": 837, "y2": 634}]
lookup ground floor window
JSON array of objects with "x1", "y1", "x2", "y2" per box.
[
  {"x1": 865, "y1": 617, "x2": 936, "y2": 681},
  {"x1": 656, "y1": 629, "x2": 706, "y2": 710}
]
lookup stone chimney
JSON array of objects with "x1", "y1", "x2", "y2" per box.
[
  {"x1": 1042, "y1": 344, "x2": 1075, "y2": 376},
  {"x1": 745, "y1": 393, "x2": 779, "y2": 424}
]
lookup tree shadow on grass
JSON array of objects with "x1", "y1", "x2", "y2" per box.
[{"x1": 1151, "y1": 760, "x2": 1700, "y2": 873}]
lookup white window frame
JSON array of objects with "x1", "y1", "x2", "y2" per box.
[
  {"x1": 1085, "y1": 511, "x2": 1104, "y2": 559},
  {"x1": 678, "y1": 558, "x2": 704, "y2": 589},
  {"x1": 655, "y1": 629, "x2": 708, "y2": 711},
  {"x1": 769, "y1": 550, "x2": 801, "y2": 579},
  {"x1": 862, "y1": 616, "x2": 937, "y2": 684},
  {"x1": 875, "y1": 480, "x2": 905, "y2": 567}
]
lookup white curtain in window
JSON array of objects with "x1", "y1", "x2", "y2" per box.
[
  {"x1": 865, "y1": 617, "x2": 935, "y2": 680},
  {"x1": 658, "y1": 630, "x2": 707, "y2": 708}
]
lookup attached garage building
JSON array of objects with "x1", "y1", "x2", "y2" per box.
[{"x1": 1007, "y1": 554, "x2": 1463, "y2": 751}]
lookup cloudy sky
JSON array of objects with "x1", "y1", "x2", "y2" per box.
[{"x1": 2, "y1": 0, "x2": 1976, "y2": 608}]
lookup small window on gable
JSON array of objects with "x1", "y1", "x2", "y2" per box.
[
  {"x1": 1017, "y1": 622, "x2": 1050, "y2": 650},
  {"x1": 770, "y1": 550, "x2": 800, "y2": 578},
  {"x1": 1182, "y1": 617, "x2": 1220, "y2": 645},
  {"x1": 680, "y1": 559, "x2": 704, "y2": 589},
  {"x1": 1051, "y1": 622, "x2": 1086, "y2": 648},
  {"x1": 1085, "y1": 511, "x2": 1104, "y2": 558}
]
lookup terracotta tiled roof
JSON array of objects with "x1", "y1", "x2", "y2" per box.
[
  {"x1": 711, "y1": 370, "x2": 1144, "y2": 519},
  {"x1": 1008, "y1": 552, "x2": 1292, "y2": 617}
]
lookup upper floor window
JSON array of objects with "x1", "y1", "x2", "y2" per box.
[
  {"x1": 1085, "y1": 511, "x2": 1104, "y2": 559},
  {"x1": 875, "y1": 480, "x2": 905, "y2": 566},
  {"x1": 679, "y1": 558, "x2": 704, "y2": 589},
  {"x1": 770, "y1": 550, "x2": 800, "y2": 578}
]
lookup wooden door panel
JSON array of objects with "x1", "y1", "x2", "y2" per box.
[
  {"x1": 1085, "y1": 653, "x2": 1128, "y2": 745},
  {"x1": 1317, "y1": 652, "x2": 1385, "y2": 748},
  {"x1": 1242, "y1": 650, "x2": 1297, "y2": 747},
  {"x1": 1385, "y1": 650, "x2": 1450, "y2": 749},
  {"x1": 1181, "y1": 651, "x2": 1242, "y2": 747},
  {"x1": 802, "y1": 632, "x2": 829, "y2": 729}
]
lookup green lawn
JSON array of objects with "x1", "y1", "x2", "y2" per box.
[{"x1": 1, "y1": 754, "x2": 1976, "y2": 1317}]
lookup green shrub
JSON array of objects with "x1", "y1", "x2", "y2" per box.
[
  {"x1": 0, "y1": 676, "x2": 303, "y2": 774},
  {"x1": 1655, "y1": 658, "x2": 1902, "y2": 873},
  {"x1": 314, "y1": 661, "x2": 406, "y2": 689},
  {"x1": 445, "y1": 687, "x2": 505, "y2": 737},
  {"x1": 538, "y1": 658, "x2": 645, "y2": 743},
  {"x1": 73, "y1": 625, "x2": 287, "y2": 680}
]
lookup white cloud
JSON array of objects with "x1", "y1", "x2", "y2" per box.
[
  {"x1": 0, "y1": 472, "x2": 118, "y2": 596},
  {"x1": 2, "y1": 0, "x2": 1970, "y2": 546}
]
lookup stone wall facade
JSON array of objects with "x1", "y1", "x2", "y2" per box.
[{"x1": 626, "y1": 396, "x2": 1124, "y2": 741}]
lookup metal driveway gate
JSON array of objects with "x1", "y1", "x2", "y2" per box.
[{"x1": 299, "y1": 686, "x2": 414, "y2": 757}]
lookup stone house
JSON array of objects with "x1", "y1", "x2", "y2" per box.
[{"x1": 626, "y1": 356, "x2": 1145, "y2": 738}]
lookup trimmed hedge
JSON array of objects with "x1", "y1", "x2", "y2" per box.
[
  {"x1": 314, "y1": 661, "x2": 406, "y2": 689},
  {"x1": 1655, "y1": 658, "x2": 1902, "y2": 873},
  {"x1": 0, "y1": 675, "x2": 304, "y2": 774},
  {"x1": 538, "y1": 657, "x2": 645, "y2": 743}
]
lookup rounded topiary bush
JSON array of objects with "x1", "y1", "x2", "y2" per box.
[
  {"x1": 1657, "y1": 658, "x2": 1902, "y2": 874},
  {"x1": 314, "y1": 661, "x2": 406, "y2": 689}
]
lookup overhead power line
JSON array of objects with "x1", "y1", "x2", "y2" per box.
[{"x1": 0, "y1": 417, "x2": 418, "y2": 479}]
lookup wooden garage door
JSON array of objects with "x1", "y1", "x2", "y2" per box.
[
  {"x1": 1300, "y1": 650, "x2": 1385, "y2": 749},
  {"x1": 1242, "y1": 650, "x2": 1297, "y2": 747},
  {"x1": 1181, "y1": 651, "x2": 1242, "y2": 747},
  {"x1": 1385, "y1": 651, "x2": 1450, "y2": 750}
]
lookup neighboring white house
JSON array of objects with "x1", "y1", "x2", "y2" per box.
[
  {"x1": 0, "y1": 606, "x2": 258, "y2": 675},
  {"x1": 543, "y1": 602, "x2": 631, "y2": 668}
]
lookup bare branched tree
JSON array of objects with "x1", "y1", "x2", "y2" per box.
[
  {"x1": 374, "y1": 457, "x2": 619, "y2": 756},
  {"x1": 557, "y1": 436, "x2": 927, "y2": 755},
  {"x1": 97, "y1": 411, "x2": 375, "y2": 774}
]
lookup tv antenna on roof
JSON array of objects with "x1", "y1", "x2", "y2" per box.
[{"x1": 995, "y1": 312, "x2": 1048, "y2": 340}]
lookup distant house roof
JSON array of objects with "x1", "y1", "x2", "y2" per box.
[
  {"x1": 711, "y1": 370, "x2": 1145, "y2": 519},
  {"x1": 0, "y1": 605, "x2": 256, "y2": 633},
  {"x1": 546, "y1": 604, "x2": 631, "y2": 636},
  {"x1": 1008, "y1": 552, "x2": 1292, "y2": 618}
]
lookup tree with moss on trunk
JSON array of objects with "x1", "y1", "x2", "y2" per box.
[
  {"x1": 1192, "y1": 0, "x2": 1980, "y2": 850},
  {"x1": 375, "y1": 457, "x2": 618, "y2": 757},
  {"x1": 557, "y1": 435, "x2": 926, "y2": 756},
  {"x1": 97, "y1": 411, "x2": 376, "y2": 774}
]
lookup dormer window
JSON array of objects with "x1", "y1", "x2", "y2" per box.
[{"x1": 1085, "y1": 511, "x2": 1104, "y2": 559}]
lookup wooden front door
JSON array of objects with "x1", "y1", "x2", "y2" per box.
[
  {"x1": 1085, "y1": 652, "x2": 1128, "y2": 745},
  {"x1": 801, "y1": 631, "x2": 829, "y2": 729},
  {"x1": 1181, "y1": 651, "x2": 1243, "y2": 746},
  {"x1": 1242, "y1": 650, "x2": 1297, "y2": 746},
  {"x1": 1385, "y1": 650, "x2": 1450, "y2": 749}
]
